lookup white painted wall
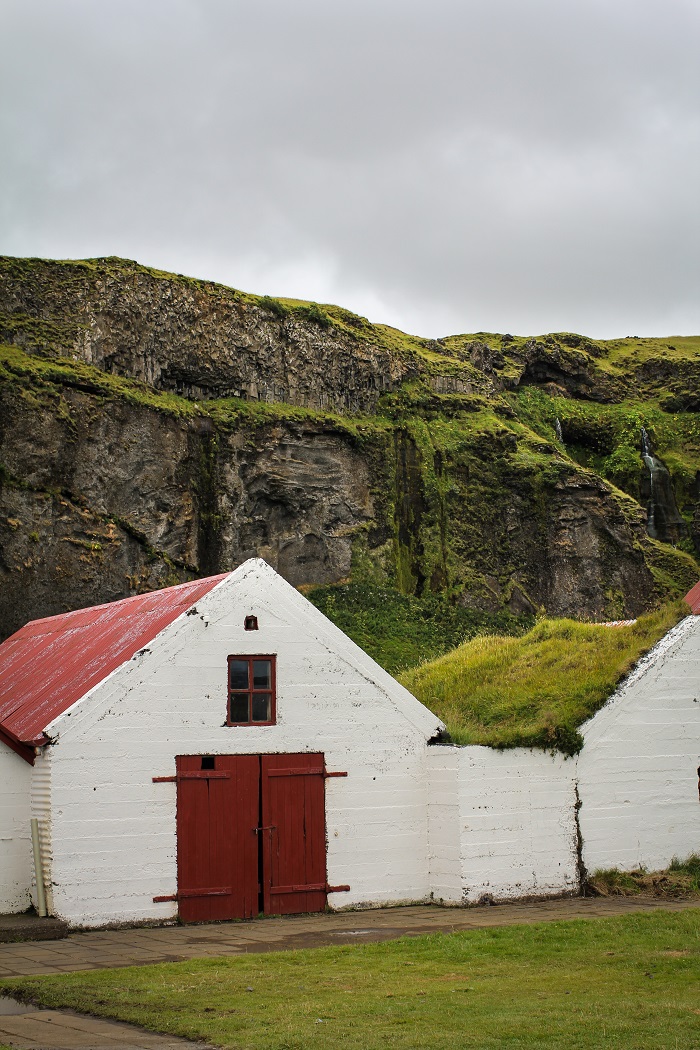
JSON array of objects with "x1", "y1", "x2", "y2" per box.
[
  {"x1": 426, "y1": 745, "x2": 462, "y2": 902},
  {"x1": 428, "y1": 745, "x2": 579, "y2": 903},
  {"x1": 41, "y1": 561, "x2": 442, "y2": 926},
  {"x1": 0, "y1": 741, "x2": 32, "y2": 912},
  {"x1": 578, "y1": 616, "x2": 700, "y2": 873}
]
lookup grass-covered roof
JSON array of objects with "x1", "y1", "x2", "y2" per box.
[{"x1": 398, "y1": 602, "x2": 687, "y2": 753}]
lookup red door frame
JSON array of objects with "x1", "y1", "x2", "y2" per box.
[{"x1": 175, "y1": 753, "x2": 327, "y2": 921}]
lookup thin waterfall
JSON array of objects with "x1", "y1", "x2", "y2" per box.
[
  {"x1": 639, "y1": 427, "x2": 686, "y2": 543},
  {"x1": 640, "y1": 427, "x2": 656, "y2": 536},
  {"x1": 554, "y1": 418, "x2": 563, "y2": 443}
]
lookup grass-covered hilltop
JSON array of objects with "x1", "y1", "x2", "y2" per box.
[{"x1": 1, "y1": 255, "x2": 699, "y2": 747}]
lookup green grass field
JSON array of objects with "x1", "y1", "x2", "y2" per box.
[
  {"x1": 3, "y1": 911, "x2": 700, "y2": 1049},
  {"x1": 399, "y1": 601, "x2": 685, "y2": 751}
]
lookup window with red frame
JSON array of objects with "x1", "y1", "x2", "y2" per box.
[{"x1": 227, "y1": 655, "x2": 276, "y2": 725}]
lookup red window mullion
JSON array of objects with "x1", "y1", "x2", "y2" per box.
[{"x1": 227, "y1": 654, "x2": 276, "y2": 726}]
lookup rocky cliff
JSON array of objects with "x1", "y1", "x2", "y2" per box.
[{"x1": 1, "y1": 256, "x2": 698, "y2": 640}]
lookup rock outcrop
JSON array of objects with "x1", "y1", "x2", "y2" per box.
[{"x1": 1, "y1": 256, "x2": 698, "y2": 639}]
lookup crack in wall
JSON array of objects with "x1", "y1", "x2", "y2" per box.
[{"x1": 573, "y1": 780, "x2": 588, "y2": 894}]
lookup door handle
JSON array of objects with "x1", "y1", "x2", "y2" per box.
[{"x1": 253, "y1": 825, "x2": 276, "y2": 834}]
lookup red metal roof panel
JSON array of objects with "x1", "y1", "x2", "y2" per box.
[
  {"x1": 684, "y1": 579, "x2": 700, "y2": 615},
  {"x1": 0, "y1": 574, "x2": 229, "y2": 756}
]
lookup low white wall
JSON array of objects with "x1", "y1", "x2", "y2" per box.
[
  {"x1": 0, "y1": 741, "x2": 33, "y2": 912},
  {"x1": 426, "y1": 745, "x2": 462, "y2": 902},
  {"x1": 428, "y1": 745, "x2": 579, "y2": 903},
  {"x1": 578, "y1": 616, "x2": 700, "y2": 873}
]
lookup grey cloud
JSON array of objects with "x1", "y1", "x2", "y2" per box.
[{"x1": 1, "y1": 0, "x2": 699, "y2": 336}]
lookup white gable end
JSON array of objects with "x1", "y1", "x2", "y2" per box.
[
  {"x1": 38, "y1": 559, "x2": 439, "y2": 925},
  {"x1": 577, "y1": 615, "x2": 700, "y2": 872}
]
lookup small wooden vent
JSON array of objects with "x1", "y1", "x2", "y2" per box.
[{"x1": 244, "y1": 615, "x2": 258, "y2": 631}]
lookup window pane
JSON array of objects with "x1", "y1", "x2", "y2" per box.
[
  {"x1": 229, "y1": 693, "x2": 249, "y2": 722},
  {"x1": 230, "y1": 660, "x2": 249, "y2": 690},
  {"x1": 253, "y1": 660, "x2": 271, "y2": 689},
  {"x1": 252, "y1": 693, "x2": 271, "y2": 722}
]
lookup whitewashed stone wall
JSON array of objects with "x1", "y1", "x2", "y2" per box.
[
  {"x1": 427, "y1": 745, "x2": 579, "y2": 903},
  {"x1": 40, "y1": 562, "x2": 441, "y2": 926},
  {"x1": 578, "y1": 616, "x2": 700, "y2": 873},
  {"x1": 0, "y1": 741, "x2": 32, "y2": 912}
]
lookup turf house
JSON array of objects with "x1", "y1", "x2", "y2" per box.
[{"x1": 0, "y1": 560, "x2": 699, "y2": 928}]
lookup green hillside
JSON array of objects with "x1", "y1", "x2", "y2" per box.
[{"x1": 1, "y1": 256, "x2": 699, "y2": 642}]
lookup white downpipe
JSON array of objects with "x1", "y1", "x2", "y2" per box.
[{"x1": 30, "y1": 817, "x2": 47, "y2": 917}]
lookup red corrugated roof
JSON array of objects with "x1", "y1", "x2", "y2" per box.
[
  {"x1": 0, "y1": 574, "x2": 229, "y2": 762},
  {"x1": 685, "y1": 579, "x2": 700, "y2": 615}
]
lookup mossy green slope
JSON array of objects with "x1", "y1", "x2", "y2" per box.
[
  {"x1": 306, "y1": 582, "x2": 534, "y2": 675},
  {"x1": 1, "y1": 255, "x2": 699, "y2": 638},
  {"x1": 399, "y1": 601, "x2": 686, "y2": 752}
]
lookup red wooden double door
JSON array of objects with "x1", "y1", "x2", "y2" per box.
[{"x1": 176, "y1": 753, "x2": 327, "y2": 922}]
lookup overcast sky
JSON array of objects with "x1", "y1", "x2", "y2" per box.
[{"x1": 1, "y1": 0, "x2": 699, "y2": 338}]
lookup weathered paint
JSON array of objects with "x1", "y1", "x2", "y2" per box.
[
  {"x1": 427, "y1": 745, "x2": 579, "y2": 903},
  {"x1": 0, "y1": 740, "x2": 32, "y2": 912},
  {"x1": 0, "y1": 574, "x2": 228, "y2": 752},
  {"x1": 684, "y1": 579, "x2": 700, "y2": 614},
  {"x1": 176, "y1": 754, "x2": 260, "y2": 921},
  {"x1": 578, "y1": 615, "x2": 700, "y2": 872},
  {"x1": 35, "y1": 560, "x2": 442, "y2": 926}
]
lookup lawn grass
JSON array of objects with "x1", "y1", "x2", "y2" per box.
[
  {"x1": 3, "y1": 911, "x2": 700, "y2": 1049},
  {"x1": 399, "y1": 601, "x2": 686, "y2": 751}
]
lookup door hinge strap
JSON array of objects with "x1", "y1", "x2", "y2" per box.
[
  {"x1": 268, "y1": 881, "x2": 350, "y2": 898},
  {"x1": 270, "y1": 883, "x2": 327, "y2": 894},
  {"x1": 153, "y1": 887, "x2": 232, "y2": 902},
  {"x1": 266, "y1": 767, "x2": 324, "y2": 777},
  {"x1": 152, "y1": 772, "x2": 231, "y2": 782},
  {"x1": 178, "y1": 886, "x2": 232, "y2": 898},
  {"x1": 324, "y1": 770, "x2": 348, "y2": 778}
]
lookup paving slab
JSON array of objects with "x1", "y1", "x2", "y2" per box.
[
  {"x1": 0, "y1": 915, "x2": 68, "y2": 945},
  {"x1": 0, "y1": 997, "x2": 211, "y2": 1050},
  {"x1": 1, "y1": 896, "x2": 698, "y2": 980}
]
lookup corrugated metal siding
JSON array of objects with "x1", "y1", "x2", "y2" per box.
[
  {"x1": 0, "y1": 574, "x2": 229, "y2": 752},
  {"x1": 30, "y1": 752, "x2": 52, "y2": 914},
  {"x1": 684, "y1": 580, "x2": 700, "y2": 615}
]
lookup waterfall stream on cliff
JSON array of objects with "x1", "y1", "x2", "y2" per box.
[
  {"x1": 640, "y1": 427, "x2": 686, "y2": 543},
  {"x1": 555, "y1": 418, "x2": 563, "y2": 442}
]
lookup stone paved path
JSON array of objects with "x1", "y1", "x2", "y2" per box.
[
  {"x1": 0, "y1": 897, "x2": 697, "y2": 1049},
  {"x1": 0, "y1": 996, "x2": 210, "y2": 1050}
]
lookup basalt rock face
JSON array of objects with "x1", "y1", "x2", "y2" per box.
[
  {"x1": 0, "y1": 384, "x2": 376, "y2": 638},
  {"x1": 0, "y1": 256, "x2": 698, "y2": 639},
  {"x1": 0, "y1": 257, "x2": 424, "y2": 413}
]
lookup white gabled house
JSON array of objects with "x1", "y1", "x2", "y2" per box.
[
  {"x1": 0, "y1": 560, "x2": 442, "y2": 926},
  {"x1": 0, "y1": 559, "x2": 699, "y2": 927}
]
